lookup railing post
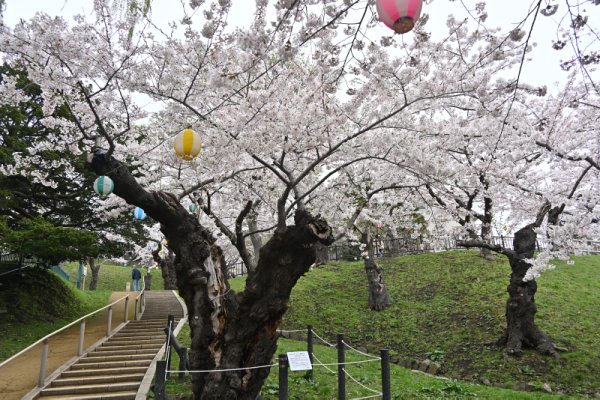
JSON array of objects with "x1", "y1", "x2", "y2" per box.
[
  {"x1": 38, "y1": 339, "x2": 49, "y2": 387},
  {"x1": 124, "y1": 296, "x2": 130, "y2": 322},
  {"x1": 307, "y1": 325, "x2": 314, "y2": 382},
  {"x1": 337, "y1": 334, "x2": 345, "y2": 400},
  {"x1": 77, "y1": 320, "x2": 86, "y2": 356},
  {"x1": 166, "y1": 315, "x2": 175, "y2": 378},
  {"x1": 278, "y1": 354, "x2": 288, "y2": 400},
  {"x1": 107, "y1": 306, "x2": 113, "y2": 336},
  {"x1": 154, "y1": 360, "x2": 167, "y2": 400},
  {"x1": 178, "y1": 347, "x2": 187, "y2": 382},
  {"x1": 134, "y1": 299, "x2": 139, "y2": 320},
  {"x1": 381, "y1": 349, "x2": 391, "y2": 400}
]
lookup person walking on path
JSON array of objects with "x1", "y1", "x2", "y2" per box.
[{"x1": 132, "y1": 266, "x2": 142, "y2": 291}]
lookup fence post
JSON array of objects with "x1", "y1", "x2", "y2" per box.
[
  {"x1": 307, "y1": 325, "x2": 314, "y2": 382},
  {"x1": 154, "y1": 360, "x2": 167, "y2": 400},
  {"x1": 134, "y1": 298, "x2": 139, "y2": 320},
  {"x1": 278, "y1": 354, "x2": 288, "y2": 400},
  {"x1": 38, "y1": 339, "x2": 49, "y2": 387},
  {"x1": 124, "y1": 296, "x2": 129, "y2": 322},
  {"x1": 337, "y1": 334, "x2": 345, "y2": 400},
  {"x1": 107, "y1": 306, "x2": 113, "y2": 336},
  {"x1": 77, "y1": 320, "x2": 86, "y2": 356},
  {"x1": 381, "y1": 349, "x2": 391, "y2": 400},
  {"x1": 178, "y1": 347, "x2": 187, "y2": 381},
  {"x1": 166, "y1": 315, "x2": 175, "y2": 378}
]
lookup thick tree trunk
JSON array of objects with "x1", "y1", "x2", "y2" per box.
[
  {"x1": 89, "y1": 152, "x2": 334, "y2": 399},
  {"x1": 362, "y1": 230, "x2": 390, "y2": 311},
  {"x1": 152, "y1": 244, "x2": 177, "y2": 290},
  {"x1": 87, "y1": 256, "x2": 100, "y2": 291},
  {"x1": 498, "y1": 224, "x2": 559, "y2": 358}
]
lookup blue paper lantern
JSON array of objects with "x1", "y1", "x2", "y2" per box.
[
  {"x1": 93, "y1": 176, "x2": 114, "y2": 197},
  {"x1": 134, "y1": 207, "x2": 147, "y2": 221}
]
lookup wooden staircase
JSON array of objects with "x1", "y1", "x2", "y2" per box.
[{"x1": 35, "y1": 291, "x2": 184, "y2": 400}]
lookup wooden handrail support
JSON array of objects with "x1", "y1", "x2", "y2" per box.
[{"x1": 0, "y1": 294, "x2": 130, "y2": 370}]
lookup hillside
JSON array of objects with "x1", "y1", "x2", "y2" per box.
[{"x1": 230, "y1": 251, "x2": 599, "y2": 397}]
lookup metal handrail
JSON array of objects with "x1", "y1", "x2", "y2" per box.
[{"x1": 0, "y1": 293, "x2": 129, "y2": 369}]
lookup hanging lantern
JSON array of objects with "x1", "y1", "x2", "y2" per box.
[
  {"x1": 173, "y1": 128, "x2": 202, "y2": 161},
  {"x1": 93, "y1": 176, "x2": 114, "y2": 197},
  {"x1": 188, "y1": 203, "x2": 199, "y2": 213},
  {"x1": 134, "y1": 207, "x2": 147, "y2": 221},
  {"x1": 376, "y1": 0, "x2": 423, "y2": 34}
]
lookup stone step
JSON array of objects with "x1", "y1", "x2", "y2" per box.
[
  {"x1": 38, "y1": 390, "x2": 137, "y2": 399},
  {"x1": 51, "y1": 374, "x2": 144, "y2": 387},
  {"x1": 71, "y1": 360, "x2": 152, "y2": 370},
  {"x1": 102, "y1": 338, "x2": 165, "y2": 346},
  {"x1": 80, "y1": 353, "x2": 155, "y2": 363},
  {"x1": 98, "y1": 343, "x2": 163, "y2": 351},
  {"x1": 41, "y1": 382, "x2": 140, "y2": 396},
  {"x1": 87, "y1": 348, "x2": 158, "y2": 357},
  {"x1": 111, "y1": 332, "x2": 165, "y2": 340},
  {"x1": 61, "y1": 367, "x2": 148, "y2": 378}
]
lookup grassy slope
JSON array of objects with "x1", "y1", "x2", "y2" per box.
[
  {"x1": 274, "y1": 251, "x2": 600, "y2": 397},
  {"x1": 0, "y1": 268, "x2": 110, "y2": 361},
  {"x1": 1, "y1": 261, "x2": 165, "y2": 361},
  {"x1": 165, "y1": 326, "x2": 579, "y2": 399},
  {"x1": 163, "y1": 252, "x2": 599, "y2": 398},
  {"x1": 63, "y1": 261, "x2": 164, "y2": 291}
]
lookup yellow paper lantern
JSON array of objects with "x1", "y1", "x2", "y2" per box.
[{"x1": 174, "y1": 128, "x2": 202, "y2": 160}]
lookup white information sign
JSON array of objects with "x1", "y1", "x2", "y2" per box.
[{"x1": 287, "y1": 351, "x2": 312, "y2": 371}]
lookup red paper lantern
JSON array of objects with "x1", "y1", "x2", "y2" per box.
[{"x1": 376, "y1": 0, "x2": 423, "y2": 34}]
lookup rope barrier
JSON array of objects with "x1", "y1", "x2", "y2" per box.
[
  {"x1": 349, "y1": 394, "x2": 384, "y2": 400},
  {"x1": 313, "y1": 358, "x2": 380, "y2": 367},
  {"x1": 277, "y1": 329, "x2": 306, "y2": 333},
  {"x1": 311, "y1": 353, "x2": 337, "y2": 375},
  {"x1": 311, "y1": 330, "x2": 336, "y2": 347},
  {"x1": 343, "y1": 367, "x2": 382, "y2": 396},
  {"x1": 168, "y1": 363, "x2": 278, "y2": 374},
  {"x1": 342, "y1": 340, "x2": 381, "y2": 360}
]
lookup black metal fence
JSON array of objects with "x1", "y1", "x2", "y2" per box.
[{"x1": 218, "y1": 235, "x2": 600, "y2": 279}]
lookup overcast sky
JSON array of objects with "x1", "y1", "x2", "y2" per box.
[{"x1": 2, "y1": 0, "x2": 598, "y2": 89}]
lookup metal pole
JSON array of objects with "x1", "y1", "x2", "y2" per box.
[
  {"x1": 278, "y1": 354, "x2": 288, "y2": 400},
  {"x1": 38, "y1": 339, "x2": 49, "y2": 387},
  {"x1": 178, "y1": 347, "x2": 187, "y2": 382},
  {"x1": 134, "y1": 299, "x2": 139, "y2": 320},
  {"x1": 337, "y1": 334, "x2": 345, "y2": 400},
  {"x1": 307, "y1": 325, "x2": 314, "y2": 382},
  {"x1": 107, "y1": 306, "x2": 113, "y2": 336},
  {"x1": 166, "y1": 315, "x2": 175, "y2": 378},
  {"x1": 77, "y1": 320, "x2": 86, "y2": 356},
  {"x1": 154, "y1": 360, "x2": 167, "y2": 400},
  {"x1": 124, "y1": 296, "x2": 129, "y2": 322},
  {"x1": 381, "y1": 349, "x2": 391, "y2": 400}
]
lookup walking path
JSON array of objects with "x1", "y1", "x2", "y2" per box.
[{"x1": 0, "y1": 291, "x2": 185, "y2": 400}]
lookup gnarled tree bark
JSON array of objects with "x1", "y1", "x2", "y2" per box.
[
  {"x1": 89, "y1": 151, "x2": 334, "y2": 399},
  {"x1": 361, "y1": 229, "x2": 390, "y2": 311},
  {"x1": 87, "y1": 256, "x2": 100, "y2": 290},
  {"x1": 151, "y1": 243, "x2": 177, "y2": 290},
  {"x1": 458, "y1": 204, "x2": 559, "y2": 359}
]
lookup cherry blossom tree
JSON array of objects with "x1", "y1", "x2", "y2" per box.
[{"x1": 1, "y1": 0, "x2": 598, "y2": 398}]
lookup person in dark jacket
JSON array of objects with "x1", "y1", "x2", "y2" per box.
[{"x1": 132, "y1": 266, "x2": 142, "y2": 291}]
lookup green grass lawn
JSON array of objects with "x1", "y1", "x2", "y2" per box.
[
  {"x1": 0, "y1": 268, "x2": 111, "y2": 361},
  {"x1": 162, "y1": 325, "x2": 580, "y2": 399},
  {"x1": 0, "y1": 261, "x2": 165, "y2": 362},
  {"x1": 166, "y1": 251, "x2": 599, "y2": 398},
  {"x1": 63, "y1": 261, "x2": 164, "y2": 291}
]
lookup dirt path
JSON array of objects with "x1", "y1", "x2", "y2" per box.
[{"x1": 0, "y1": 291, "x2": 139, "y2": 400}]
